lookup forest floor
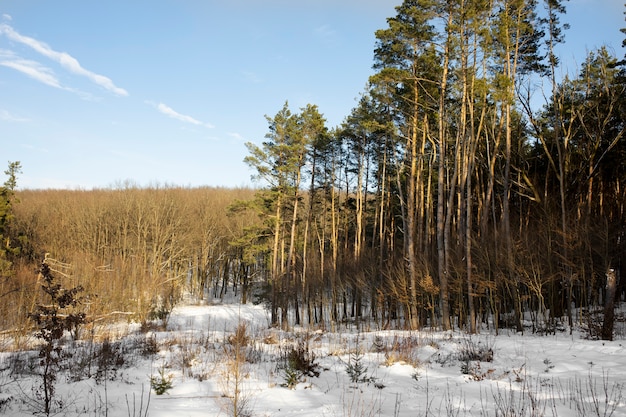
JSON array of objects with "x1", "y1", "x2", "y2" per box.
[{"x1": 0, "y1": 298, "x2": 625, "y2": 416}]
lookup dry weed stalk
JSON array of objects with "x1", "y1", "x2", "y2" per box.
[{"x1": 219, "y1": 321, "x2": 253, "y2": 417}]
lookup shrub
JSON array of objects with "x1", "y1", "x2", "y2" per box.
[
  {"x1": 278, "y1": 340, "x2": 320, "y2": 389},
  {"x1": 383, "y1": 336, "x2": 421, "y2": 367},
  {"x1": 457, "y1": 335, "x2": 494, "y2": 363},
  {"x1": 228, "y1": 322, "x2": 250, "y2": 347},
  {"x1": 140, "y1": 335, "x2": 159, "y2": 357},
  {"x1": 28, "y1": 262, "x2": 86, "y2": 416},
  {"x1": 94, "y1": 339, "x2": 126, "y2": 383}
]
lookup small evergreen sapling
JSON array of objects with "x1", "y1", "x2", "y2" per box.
[
  {"x1": 345, "y1": 338, "x2": 376, "y2": 385},
  {"x1": 346, "y1": 349, "x2": 375, "y2": 385},
  {"x1": 150, "y1": 367, "x2": 173, "y2": 395},
  {"x1": 279, "y1": 340, "x2": 320, "y2": 389}
]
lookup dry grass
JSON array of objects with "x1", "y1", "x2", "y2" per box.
[{"x1": 382, "y1": 335, "x2": 422, "y2": 367}]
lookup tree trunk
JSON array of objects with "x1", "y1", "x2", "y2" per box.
[
  {"x1": 601, "y1": 268, "x2": 617, "y2": 341},
  {"x1": 437, "y1": 15, "x2": 452, "y2": 331}
]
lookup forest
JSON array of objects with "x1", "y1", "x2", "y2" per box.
[{"x1": 1, "y1": 0, "x2": 625, "y2": 341}]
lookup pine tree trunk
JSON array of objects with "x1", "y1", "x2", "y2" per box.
[{"x1": 601, "y1": 268, "x2": 617, "y2": 341}]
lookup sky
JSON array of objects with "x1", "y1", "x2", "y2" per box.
[{"x1": 0, "y1": 0, "x2": 624, "y2": 190}]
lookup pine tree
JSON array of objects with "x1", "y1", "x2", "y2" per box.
[
  {"x1": 372, "y1": 0, "x2": 442, "y2": 330},
  {"x1": 0, "y1": 161, "x2": 22, "y2": 278},
  {"x1": 243, "y1": 102, "x2": 321, "y2": 327}
]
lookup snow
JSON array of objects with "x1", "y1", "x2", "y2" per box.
[{"x1": 1, "y1": 301, "x2": 624, "y2": 416}]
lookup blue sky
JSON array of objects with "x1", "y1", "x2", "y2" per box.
[{"x1": 1, "y1": 0, "x2": 623, "y2": 190}]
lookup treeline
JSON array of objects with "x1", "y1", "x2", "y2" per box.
[
  {"x1": 1, "y1": 185, "x2": 258, "y2": 333},
  {"x1": 1, "y1": 0, "x2": 625, "y2": 338}
]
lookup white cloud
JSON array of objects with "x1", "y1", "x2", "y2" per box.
[
  {"x1": 0, "y1": 57, "x2": 62, "y2": 89},
  {"x1": 240, "y1": 70, "x2": 262, "y2": 84},
  {"x1": 314, "y1": 24, "x2": 336, "y2": 39},
  {"x1": 0, "y1": 49, "x2": 95, "y2": 99},
  {"x1": 0, "y1": 23, "x2": 128, "y2": 96},
  {"x1": 0, "y1": 109, "x2": 29, "y2": 122},
  {"x1": 228, "y1": 132, "x2": 245, "y2": 141},
  {"x1": 21, "y1": 143, "x2": 48, "y2": 153},
  {"x1": 146, "y1": 101, "x2": 214, "y2": 128}
]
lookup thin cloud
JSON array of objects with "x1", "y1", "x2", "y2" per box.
[
  {"x1": 0, "y1": 56, "x2": 62, "y2": 89},
  {"x1": 21, "y1": 143, "x2": 48, "y2": 153},
  {"x1": 314, "y1": 24, "x2": 336, "y2": 39},
  {"x1": 147, "y1": 101, "x2": 214, "y2": 128},
  {"x1": 240, "y1": 70, "x2": 262, "y2": 84},
  {"x1": 228, "y1": 132, "x2": 245, "y2": 141},
  {"x1": 0, "y1": 109, "x2": 29, "y2": 122},
  {"x1": 0, "y1": 49, "x2": 95, "y2": 99},
  {"x1": 0, "y1": 23, "x2": 128, "y2": 96}
]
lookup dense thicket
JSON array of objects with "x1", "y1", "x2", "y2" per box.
[
  {"x1": 1, "y1": 186, "x2": 257, "y2": 334},
  {"x1": 2, "y1": 0, "x2": 624, "y2": 339}
]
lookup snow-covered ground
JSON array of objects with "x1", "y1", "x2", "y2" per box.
[{"x1": 1, "y1": 301, "x2": 624, "y2": 416}]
